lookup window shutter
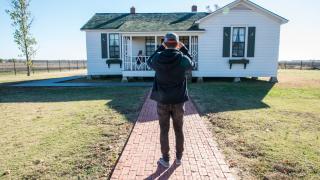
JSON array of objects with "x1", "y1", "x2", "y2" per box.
[
  {"x1": 101, "y1": 33, "x2": 108, "y2": 59},
  {"x1": 247, "y1": 27, "x2": 256, "y2": 57},
  {"x1": 223, "y1": 27, "x2": 231, "y2": 57}
]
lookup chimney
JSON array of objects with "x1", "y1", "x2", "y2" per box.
[
  {"x1": 130, "y1": 6, "x2": 136, "y2": 14},
  {"x1": 192, "y1": 5, "x2": 197, "y2": 13}
]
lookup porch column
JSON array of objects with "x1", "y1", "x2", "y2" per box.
[
  {"x1": 121, "y1": 35, "x2": 124, "y2": 71},
  {"x1": 107, "y1": 33, "x2": 110, "y2": 59},
  {"x1": 130, "y1": 36, "x2": 133, "y2": 71}
]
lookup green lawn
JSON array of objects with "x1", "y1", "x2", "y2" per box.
[
  {"x1": 0, "y1": 70, "x2": 86, "y2": 84},
  {"x1": 190, "y1": 70, "x2": 320, "y2": 179},
  {"x1": 0, "y1": 86, "x2": 148, "y2": 179}
]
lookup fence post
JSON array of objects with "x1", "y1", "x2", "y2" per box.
[
  {"x1": 13, "y1": 60, "x2": 17, "y2": 75},
  {"x1": 68, "y1": 61, "x2": 71, "y2": 71},
  {"x1": 77, "y1": 60, "x2": 79, "y2": 69},
  {"x1": 300, "y1": 60, "x2": 302, "y2": 70},
  {"x1": 311, "y1": 60, "x2": 314, "y2": 69},
  {"x1": 46, "y1": 60, "x2": 49, "y2": 72},
  {"x1": 59, "y1": 60, "x2": 61, "y2": 72},
  {"x1": 284, "y1": 61, "x2": 287, "y2": 69}
]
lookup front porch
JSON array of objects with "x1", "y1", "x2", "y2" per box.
[{"x1": 120, "y1": 34, "x2": 199, "y2": 76}]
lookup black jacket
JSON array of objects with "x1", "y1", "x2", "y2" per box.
[{"x1": 147, "y1": 45, "x2": 195, "y2": 104}]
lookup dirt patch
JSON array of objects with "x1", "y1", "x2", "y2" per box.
[
  {"x1": 263, "y1": 172, "x2": 290, "y2": 180},
  {"x1": 277, "y1": 70, "x2": 320, "y2": 88}
]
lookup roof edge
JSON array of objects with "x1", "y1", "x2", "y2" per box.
[
  {"x1": 196, "y1": 0, "x2": 288, "y2": 24},
  {"x1": 80, "y1": 12, "x2": 209, "y2": 31},
  {"x1": 81, "y1": 30, "x2": 206, "y2": 33}
]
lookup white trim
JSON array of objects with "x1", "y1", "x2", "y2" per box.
[
  {"x1": 229, "y1": 26, "x2": 249, "y2": 58},
  {"x1": 154, "y1": 36, "x2": 157, "y2": 51},
  {"x1": 196, "y1": 0, "x2": 288, "y2": 24},
  {"x1": 106, "y1": 33, "x2": 110, "y2": 59}
]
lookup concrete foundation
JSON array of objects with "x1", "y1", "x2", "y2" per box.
[
  {"x1": 86, "y1": 75, "x2": 92, "y2": 80},
  {"x1": 122, "y1": 76, "x2": 128, "y2": 83},
  {"x1": 197, "y1": 77, "x2": 204, "y2": 83},
  {"x1": 269, "y1": 76, "x2": 278, "y2": 83},
  {"x1": 233, "y1": 77, "x2": 241, "y2": 83}
]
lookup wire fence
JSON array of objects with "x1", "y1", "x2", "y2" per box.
[
  {"x1": 0, "y1": 60, "x2": 87, "y2": 75},
  {"x1": 279, "y1": 60, "x2": 320, "y2": 70},
  {"x1": 1, "y1": 60, "x2": 318, "y2": 74}
]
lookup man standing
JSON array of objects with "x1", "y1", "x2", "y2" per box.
[{"x1": 147, "y1": 32, "x2": 195, "y2": 168}]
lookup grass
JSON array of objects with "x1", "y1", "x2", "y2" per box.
[
  {"x1": 0, "y1": 86, "x2": 148, "y2": 179},
  {"x1": 0, "y1": 70, "x2": 86, "y2": 84},
  {"x1": 190, "y1": 69, "x2": 320, "y2": 179}
]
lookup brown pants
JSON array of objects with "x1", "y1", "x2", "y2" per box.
[{"x1": 157, "y1": 102, "x2": 185, "y2": 162}]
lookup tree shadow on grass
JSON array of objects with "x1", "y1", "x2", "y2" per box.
[
  {"x1": 190, "y1": 78, "x2": 275, "y2": 114},
  {"x1": 0, "y1": 86, "x2": 149, "y2": 122}
]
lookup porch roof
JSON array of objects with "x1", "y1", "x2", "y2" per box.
[{"x1": 81, "y1": 12, "x2": 209, "y2": 31}]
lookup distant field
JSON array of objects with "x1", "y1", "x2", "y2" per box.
[
  {"x1": 190, "y1": 70, "x2": 320, "y2": 179},
  {"x1": 0, "y1": 70, "x2": 86, "y2": 84},
  {"x1": 0, "y1": 86, "x2": 148, "y2": 179}
]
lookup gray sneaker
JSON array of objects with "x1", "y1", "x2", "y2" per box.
[
  {"x1": 175, "y1": 158, "x2": 182, "y2": 165},
  {"x1": 158, "y1": 158, "x2": 170, "y2": 168}
]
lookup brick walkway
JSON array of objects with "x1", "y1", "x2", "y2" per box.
[{"x1": 111, "y1": 94, "x2": 236, "y2": 180}]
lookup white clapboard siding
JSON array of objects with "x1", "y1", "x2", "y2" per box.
[
  {"x1": 86, "y1": 32, "x2": 122, "y2": 75},
  {"x1": 195, "y1": 9, "x2": 281, "y2": 77}
]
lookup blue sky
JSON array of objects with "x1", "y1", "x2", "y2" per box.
[{"x1": 0, "y1": 0, "x2": 319, "y2": 60}]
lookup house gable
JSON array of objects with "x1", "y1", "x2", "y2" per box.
[
  {"x1": 231, "y1": 4, "x2": 252, "y2": 10},
  {"x1": 196, "y1": 0, "x2": 288, "y2": 25}
]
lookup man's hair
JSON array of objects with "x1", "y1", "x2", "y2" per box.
[
  {"x1": 164, "y1": 32, "x2": 179, "y2": 49},
  {"x1": 165, "y1": 40, "x2": 178, "y2": 49}
]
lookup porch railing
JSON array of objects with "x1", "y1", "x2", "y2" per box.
[
  {"x1": 123, "y1": 55, "x2": 199, "y2": 71},
  {"x1": 123, "y1": 56, "x2": 152, "y2": 71}
]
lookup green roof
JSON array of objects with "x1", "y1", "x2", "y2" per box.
[{"x1": 81, "y1": 13, "x2": 209, "y2": 31}]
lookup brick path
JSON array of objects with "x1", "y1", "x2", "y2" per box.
[{"x1": 111, "y1": 94, "x2": 236, "y2": 180}]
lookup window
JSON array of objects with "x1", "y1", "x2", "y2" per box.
[
  {"x1": 109, "y1": 33, "x2": 120, "y2": 58},
  {"x1": 157, "y1": 37, "x2": 164, "y2": 49},
  {"x1": 179, "y1": 36, "x2": 190, "y2": 49},
  {"x1": 145, "y1": 37, "x2": 155, "y2": 56},
  {"x1": 232, "y1": 27, "x2": 246, "y2": 57},
  {"x1": 101, "y1": 34, "x2": 108, "y2": 58}
]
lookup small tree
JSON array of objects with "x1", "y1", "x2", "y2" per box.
[
  {"x1": 206, "y1": 5, "x2": 213, "y2": 13},
  {"x1": 214, "y1": 4, "x2": 220, "y2": 10},
  {"x1": 6, "y1": 0, "x2": 36, "y2": 76}
]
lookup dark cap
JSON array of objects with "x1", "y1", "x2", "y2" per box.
[{"x1": 164, "y1": 32, "x2": 179, "y2": 43}]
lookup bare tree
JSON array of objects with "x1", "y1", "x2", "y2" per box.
[
  {"x1": 214, "y1": 4, "x2": 220, "y2": 10},
  {"x1": 206, "y1": 5, "x2": 213, "y2": 13},
  {"x1": 6, "y1": 0, "x2": 36, "y2": 76},
  {"x1": 206, "y1": 4, "x2": 220, "y2": 13}
]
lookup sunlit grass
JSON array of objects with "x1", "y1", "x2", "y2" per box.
[
  {"x1": 190, "y1": 70, "x2": 320, "y2": 179},
  {"x1": 0, "y1": 70, "x2": 86, "y2": 84},
  {"x1": 0, "y1": 87, "x2": 148, "y2": 179}
]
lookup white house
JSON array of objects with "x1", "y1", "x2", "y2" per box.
[{"x1": 81, "y1": 0, "x2": 288, "y2": 82}]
